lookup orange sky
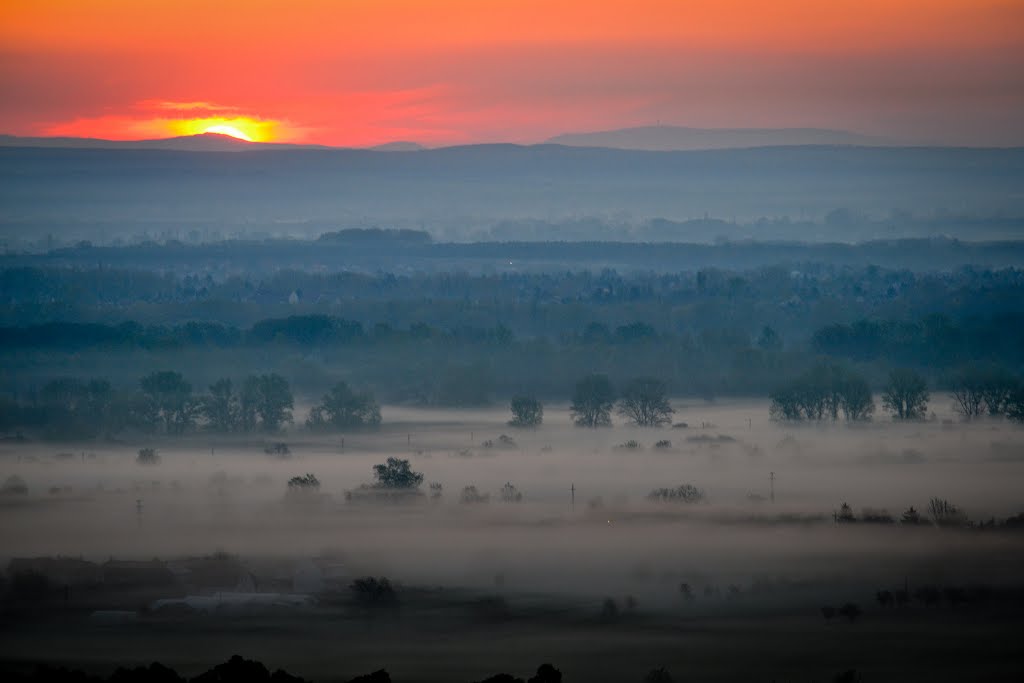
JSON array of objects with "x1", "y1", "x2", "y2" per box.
[{"x1": 1, "y1": 0, "x2": 1022, "y2": 146}]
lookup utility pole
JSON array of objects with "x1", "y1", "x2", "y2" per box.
[
  {"x1": 770, "y1": 471, "x2": 775, "y2": 503},
  {"x1": 571, "y1": 483, "x2": 575, "y2": 510}
]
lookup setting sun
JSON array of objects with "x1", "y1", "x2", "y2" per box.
[{"x1": 202, "y1": 124, "x2": 252, "y2": 141}]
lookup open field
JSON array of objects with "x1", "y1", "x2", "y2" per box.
[{"x1": 2, "y1": 400, "x2": 1023, "y2": 681}]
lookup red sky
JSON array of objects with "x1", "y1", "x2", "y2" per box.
[{"x1": 1, "y1": 0, "x2": 1023, "y2": 146}]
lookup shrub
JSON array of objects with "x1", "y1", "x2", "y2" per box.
[
  {"x1": 350, "y1": 576, "x2": 397, "y2": 605},
  {"x1": 136, "y1": 447, "x2": 160, "y2": 465},
  {"x1": 288, "y1": 473, "x2": 320, "y2": 491},
  {"x1": 499, "y1": 482, "x2": 523, "y2": 503},
  {"x1": 460, "y1": 485, "x2": 490, "y2": 504},
  {"x1": 647, "y1": 484, "x2": 706, "y2": 503},
  {"x1": 1, "y1": 474, "x2": 28, "y2": 495},
  {"x1": 264, "y1": 442, "x2": 291, "y2": 456}
]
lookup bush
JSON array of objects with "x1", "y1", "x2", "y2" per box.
[
  {"x1": 264, "y1": 442, "x2": 291, "y2": 456},
  {"x1": 136, "y1": 447, "x2": 160, "y2": 465},
  {"x1": 643, "y1": 669, "x2": 674, "y2": 683},
  {"x1": 1, "y1": 474, "x2": 28, "y2": 495},
  {"x1": 287, "y1": 473, "x2": 320, "y2": 491},
  {"x1": 528, "y1": 664, "x2": 562, "y2": 683},
  {"x1": 350, "y1": 576, "x2": 397, "y2": 605},
  {"x1": 647, "y1": 484, "x2": 706, "y2": 503},
  {"x1": 460, "y1": 485, "x2": 490, "y2": 504},
  {"x1": 499, "y1": 482, "x2": 523, "y2": 503}
]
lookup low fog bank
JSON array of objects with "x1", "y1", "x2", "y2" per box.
[{"x1": 3, "y1": 401, "x2": 1023, "y2": 601}]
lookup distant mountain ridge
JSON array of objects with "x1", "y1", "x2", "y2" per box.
[
  {"x1": 546, "y1": 126, "x2": 893, "y2": 151},
  {"x1": 0, "y1": 132, "x2": 425, "y2": 152},
  {"x1": 0, "y1": 127, "x2": 897, "y2": 154}
]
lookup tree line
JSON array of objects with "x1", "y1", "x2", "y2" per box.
[
  {"x1": 0, "y1": 372, "x2": 382, "y2": 439},
  {"x1": 770, "y1": 363, "x2": 1024, "y2": 422},
  {"x1": 6, "y1": 313, "x2": 1024, "y2": 370},
  {"x1": 4, "y1": 363, "x2": 1023, "y2": 440}
]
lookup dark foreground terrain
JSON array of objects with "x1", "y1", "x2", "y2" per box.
[{"x1": 2, "y1": 588, "x2": 1023, "y2": 682}]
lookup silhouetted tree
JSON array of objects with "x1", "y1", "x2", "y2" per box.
[
  {"x1": 900, "y1": 505, "x2": 925, "y2": 525},
  {"x1": 1005, "y1": 385, "x2": 1024, "y2": 422},
  {"x1": 346, "y1": 671, "x2": 391, "y2": 683},
  {"x1": 472, "y1": 675, "x2": 523, "y2": 683},
  {"x1": 241, "y1": 374, "x2": 293, "y2": 432},
  {"x1": 499, "y1": 482, "x2": 523, "y2": 503},
  {"x1": 136, "y1": 447, "x2": 160, "y2": 465},
  {"x1": 202, "y1": 378, "x2": 239, "y2": 432},
  {"x1": 527, "y1": 664, "x2": 562, "y2": 683},
  {"x1": 306, "y1": 381, "x2": 381, "y2": 429},
  {"x1": 837, "y1": 602, "x2": 862, "y2": 622},
  {"x1": 928, "y1": 497, "x2": 967, "y2": 527},
  {"x1": 978, "y1": 368, "x2": 1018, "y2": 415},
  {"x1": 350, "y1": 576, "x2": 396, "y2": 605},
  {"x1": 648, "y1": 484, "x2": 706, "y2": 503},
  {"x1": 617, "y1": 377, "x2": 674, "y2": 426},
  {"x1": 372, "y1": 457, "x2": 423, "y2": 489},
  {"x1": 838, "y1": 373, "x2": 875, "y2": 421},
  {"x1": 508, "y1": 396, "x2": 543, "y2": 427},
  {"x1": 571, "y1": 374, "x2": 615, "y2": 427},
  {"x1": 836, "y1": 502, "x2": 855, "y2": 523},
  {"x1": 108, "y1": 662, "x2": 185, "y2": 683},
  {"x1": 948, "y1": 367, "x2": 986, "y2": 418},
  {"x1": 39, "y1": 376, "x2": 115, "y2": 438},
  {"x1": 882, "y1": 368, "x2": 929, "y2": 420},
  {"x1": 287, "y1": 473, "x2": 320, "y2": 491},
  {"x1": 770, "y1": 364, "x2": 872, "y2": 422},
  {"x1": 642, "y1": 668, "x2": 674, "y2": 683},
  {"x1": 460, "y1": 485, "x2": 490, "y2": 504},
  {"x1": 190, "y1": 654, "x2": 307, "y2": 683},
  {"x1": 138, "y1": 371, "x2": 198, "y2": 434}
]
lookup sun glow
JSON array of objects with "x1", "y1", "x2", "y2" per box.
[
  {"x1": 167, "y1": 117, "x2": 277, "y2": 142},
  {"x1": 202, "y1": 124, "x2": 253, "y2": 141}
]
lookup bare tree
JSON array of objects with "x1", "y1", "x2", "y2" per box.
[
  {"x1": 948, "y1": 368, "x2": 985, "y2": 418},
  {"x1": 978, "y1": 368, "x2": 1019, "y2": 416},
  {"x1": 570, "y1": 374, "x2": 615, "y2": 427},
  {"x1": 928, "y1": 497, "x2": 967, "y2": 527},
  {"x1": 617, "y1": 377, "x2": 674, "y2": 427},
  {"x1": 881, "y1": 368, "x2": 929, "y2": 420}
]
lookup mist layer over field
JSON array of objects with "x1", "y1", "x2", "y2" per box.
[{"x1": 4, "y1": 400, "x2": 1023, "y2": 597}]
